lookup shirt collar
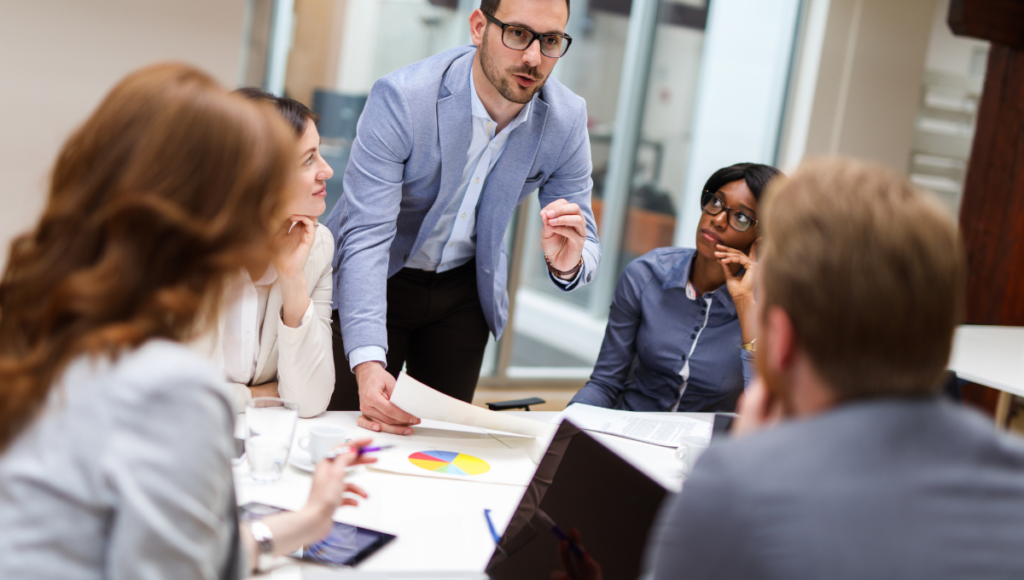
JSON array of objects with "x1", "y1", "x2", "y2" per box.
[
  {"x1": 246, "y1": 263, "x2": 278, "y2": 286},
  {"x1": 469, "y1": 68, "x2": 533, "y2": 133},
  {"x1": 662, "y1": 250, "x2": 738, "y2": 317}
]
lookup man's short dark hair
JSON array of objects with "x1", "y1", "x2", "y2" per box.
[
  {"x1": 234, "y1": 87, "x2": 319, "y2": 136},
  {"x1": 702, "y1": 162, "x2": 782, "y2": 204},
  {"x1": 480, "y1": 0, "x2": 570, "y2": 19}
]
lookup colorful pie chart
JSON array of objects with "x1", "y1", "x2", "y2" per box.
[{"x1": 408, "y1": 450, "x2": 491, "y2": 476}]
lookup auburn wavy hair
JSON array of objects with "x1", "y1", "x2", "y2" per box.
[{"x1": 0, "y1": 63, "x2": 297, "y2": 451}]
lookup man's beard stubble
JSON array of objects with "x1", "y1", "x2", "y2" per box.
[{"x1": 479, "y1": 30, "x2": 546, "y2": 104}]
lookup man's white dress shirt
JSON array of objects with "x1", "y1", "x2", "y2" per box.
[{"x1": 349, "y1": 70, "x2": 577, "y2": 370}]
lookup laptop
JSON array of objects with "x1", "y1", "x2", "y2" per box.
[{"x1": 485, "y1": 418, "x2": 670, "y2": 580}]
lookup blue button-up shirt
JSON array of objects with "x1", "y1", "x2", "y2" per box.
[{"x1": 571, "y1": 247, "x2": 755, "y2": 412}]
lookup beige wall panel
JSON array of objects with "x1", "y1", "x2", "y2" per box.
[
  {"x1": 0, "y1": 0, "x2": 247, "y2": 270},
  {"x1": 802, "y1": 0, "x2": 936, "y2": 172},
  {"x1": 286, "y1": 0, "x2": 348, "y2": 105}
]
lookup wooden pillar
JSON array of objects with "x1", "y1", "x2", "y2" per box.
[{"x1": 949, "y1": 0, "x2": 1024, "y2": 418}]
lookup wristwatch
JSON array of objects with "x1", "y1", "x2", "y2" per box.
[
  {"x1": 248, "y1": 520, "x2": 275, "y2": 573},
  {"x1": 741, "y1": 338, "x2": 757, "y2": 353}
]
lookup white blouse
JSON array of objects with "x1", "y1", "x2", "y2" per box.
[{"x1": 196, "y1": 224, "x2": 336, "y2": 418}]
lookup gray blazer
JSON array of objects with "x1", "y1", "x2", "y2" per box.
[
  {"x1": 0, "y1": 341, "x2": 240, "y2": 579},
  {"x1": 325, "y1": 45, "x2": 601, "y2": 356},
  {"x1": 644, "y1": 398, "x2": 1024, "y2": 579}
]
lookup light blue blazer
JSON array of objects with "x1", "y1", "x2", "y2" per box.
[{"x1": 325, "y1": 45, "x2": 601, "y2": 356}]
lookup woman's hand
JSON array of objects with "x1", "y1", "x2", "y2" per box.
[
  {"x1": 272, "y1": 216, "x2": 315, "y2": 328},
  {"x1": 716, "y1": 241, "x2": 760, "y2": 345},
  {"x1": 272, "y1": 216, "x2": 316, "y2": 284},
  {"x1": 300, "y1": 437, "x2": 377, "y2": 539},
  {"x1": 714, "y1": 240, "x2": 758, "y2": 306},
  {"x1": 244, "y1": 437, "x2": 377, "y2": 572}
]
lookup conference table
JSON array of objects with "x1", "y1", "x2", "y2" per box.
[
  {"x1": 948, "y1": 325, "x2": 1024, "y2": 426},
  {"x1": 237, "y1": 410, "x2": 706, "y2": 578}
]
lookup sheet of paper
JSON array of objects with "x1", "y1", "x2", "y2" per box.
[
  {"x1": 556, "y1": 404, "x2": 713, "y2": 448},
  {"x1": 390, "y1": 372, "x2": 557, "y2": 440},
  {"x1": 390, "y1": 373, "x2": 557, "y2": 463},
  {"x1": 368, "y1": 440, "x2": 535, "y2": 486}
]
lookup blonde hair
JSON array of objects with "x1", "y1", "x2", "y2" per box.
[{"x1": 759, "y1": 157, "x2": 964, "y2": 399}]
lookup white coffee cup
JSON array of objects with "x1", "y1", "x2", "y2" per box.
[
  {"x1": 675, "y1": 436, "x2": 711, "y2": 476},
  {"x1": 298, "y1": 425, "x2": 350, "y2": 463}
]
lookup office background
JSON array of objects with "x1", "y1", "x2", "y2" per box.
[{"x1": 0, "y1": 0, "x2": 990, "y2": 396}]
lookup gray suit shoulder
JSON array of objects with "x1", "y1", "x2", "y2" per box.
[
  {"x1": 650, "y1": 398, "x2": 1024, "y2": 579},
  {"x1": 538, "y1": 75, "x2": 587, "y2": 121},
  {"x1": 375, "y1": 45, "x2": 475, "y2": 96},
  {"x1": 101, "y1": 339, "x2": 232, "y2": 412}
]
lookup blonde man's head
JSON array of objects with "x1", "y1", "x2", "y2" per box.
[{"x1": 759, "y1": 157, "x2": 964, "y2": 400}]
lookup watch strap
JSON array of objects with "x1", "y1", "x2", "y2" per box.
[{"x1": 248, "y1": 520, "x2": 275, "y2": 573}]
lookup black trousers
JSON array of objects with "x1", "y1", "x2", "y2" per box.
[{"x1": 328, "y1": 260, "x2": 491, "y2": 411}]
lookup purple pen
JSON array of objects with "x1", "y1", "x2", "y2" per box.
[{"x1": 323, "y1": 444, "x2": 394, "y2": 461}]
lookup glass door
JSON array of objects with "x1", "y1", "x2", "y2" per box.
[{"x1": 491, "y1": 0, "x2": 711, "y2": 384}]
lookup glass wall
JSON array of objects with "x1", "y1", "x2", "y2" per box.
[{"x1": 506, "y1": 0, "x2": 709, "y2": 378}]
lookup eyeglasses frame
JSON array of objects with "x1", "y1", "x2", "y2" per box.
[
  {"x1": 482, "y1": 12, "x2": 573, "y2": 58},
  {"x1": 701, "y1": 190, "x2": 759, "y2": 232}
]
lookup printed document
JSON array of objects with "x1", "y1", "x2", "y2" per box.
[
  {"x1": 556, "y1": 404, "x2": 712, "y2": 448},
  {"x1": 389, "y1": 372, "x2": 557, "y2": 461}
]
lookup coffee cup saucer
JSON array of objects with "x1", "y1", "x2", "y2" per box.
[{"x1": 289, "y1": 448, "x2": 316, "y2": 473}]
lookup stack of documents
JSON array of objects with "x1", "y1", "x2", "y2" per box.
[{"x1": 553, "y1": 404, "x2": 713, "y2": 448}]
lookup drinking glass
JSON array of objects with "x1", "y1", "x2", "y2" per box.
[{"x1": 245, "y1": 397, "x2": 299, "y2": 483}]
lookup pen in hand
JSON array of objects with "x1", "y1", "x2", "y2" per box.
[{"x1": 323, "y1": 444, "x2": 394, "y2": 461}]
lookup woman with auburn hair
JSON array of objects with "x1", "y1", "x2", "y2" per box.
[
  {"x1": 572, "y1": 163, "x2": 782, "y2": 413},
  {"x1": 0, "y1": 64, "x2": 374, "y2": 578},
  {"x1": 192, "y1": 87, "x2": 336, "y2": 418}
]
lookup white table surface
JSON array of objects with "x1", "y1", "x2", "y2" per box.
[
  {"x1": 949, "y1": 325, "x2": 1024, "y2": 398},
  {"x1": 237, "y1": 410, "x2": 711, "y2": 578}
]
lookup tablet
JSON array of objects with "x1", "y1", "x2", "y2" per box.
[
  {"x1": 239, "y1": 503, "x2": 395, "y2": 568},
  {"x1": 485, "y1": 419, "x2": 668, "y2": 580}
]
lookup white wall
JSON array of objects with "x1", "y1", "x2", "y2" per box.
[
  {"x1": 925, "y1": 0, "x2": 988, "y2": 78},
  {"x1": 777, "y1": 0, "x2": 937, "y2": 173},
  {"x1": 673, "y1": 0, "x2": 802, "y2": 246},
  {"x1": 0, "y1": 0, "x2": 247, "y2": 270},
  {"x1": 335, "y1": 0, "x2": 465, "y2": 94}
]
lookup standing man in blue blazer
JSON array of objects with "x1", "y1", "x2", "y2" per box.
[{"x1": 324, "y1": 0, "x2": 601, "y2": 433}]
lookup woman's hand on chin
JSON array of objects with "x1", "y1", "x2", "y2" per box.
[
  {"x1": 714, "y1": 240, "x2": 758, "y2": 306},
  {"x1": 272, "y1": 216, "x2": 316, "y2": 283}
]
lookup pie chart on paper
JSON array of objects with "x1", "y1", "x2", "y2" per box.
[{"x1": 408, "y1": 450, "x2": 491, "y2": 476}]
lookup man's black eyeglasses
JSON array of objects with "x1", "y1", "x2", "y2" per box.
[
  {"x1": 701, "y1": 191, "x2": 759, "y2": 233},
  {"x1": 483, "y1": 12, "x2": 573, "y2": 58}
]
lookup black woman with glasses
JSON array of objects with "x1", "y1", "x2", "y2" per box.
[
  {"x1": 571, "y1": 163, "x2": 783, "y2": 412},
  {"x1": 325, "y1": 0, "x2": 602, "y2": 433}
]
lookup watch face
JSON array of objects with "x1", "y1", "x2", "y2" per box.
[{"x1": 249, "y1": 521, "x2": 274, "y2": 548}]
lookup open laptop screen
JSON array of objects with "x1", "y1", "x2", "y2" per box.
[{"x1": 486, "y1": 419, "x2": 669, "y2": 580}]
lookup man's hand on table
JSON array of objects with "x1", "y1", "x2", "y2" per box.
[{"x1": 354, "y1": 361, "x2": 421, "y2": 435}]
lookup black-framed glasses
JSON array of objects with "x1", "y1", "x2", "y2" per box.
[
  {"x1": 701, "y1": 190, "x2": 759, "y2": 232},
  {"x1": 483, "y1": 12, "x2": 573, "y2": 58}
]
